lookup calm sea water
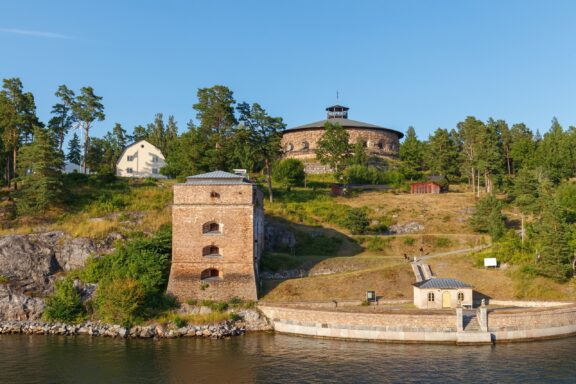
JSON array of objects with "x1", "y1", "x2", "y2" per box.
[{"x1": 0, "y1": 333, "x2": 574, "y2": 383}]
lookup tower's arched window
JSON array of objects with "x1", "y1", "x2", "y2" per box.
[
  {"x1": 457, "y1": 292, "x2": 464, "y2": 302},
  {"x1": 301, "y1": 141, "x2": 309, "y2": 152},
  {"x1": 377, "y1": 141, "x2": 384, "y2": 149},
  {"x1": 428, "y1": 292, "x2": 435, "y2": 302},
  {"x1": 202, "y1": 222, "x2": 222, "y2": 234},
  {"x1": 285, "y1": 143, "x2": 294, "y2": 152},
  {"x1": 202, "y1": 245, "x2": 221, "y2": 257},
  {"x1": 200, "y1": 268, "x2": 221, "y2": 280},
  {"x1": 362, "y1": 140, "x2": 368, "y2": 148}
]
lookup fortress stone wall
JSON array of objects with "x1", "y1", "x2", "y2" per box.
[{"x1": 282, "y1": 128, "x2": 401, "y2": 161}]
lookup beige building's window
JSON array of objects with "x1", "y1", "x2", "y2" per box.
[
  {"x1": 127, "y1": 168, "x2": 133, "y2": 174},
  {"x1": 127, "y1": 155, "x2": 134, "y2": 161},
  {"x1": 152, "y1": 155, "x2": 159, "y2": 163},
  {"x1": 202, "y1": 222, "x2": 222, "y2": 235},
  {"x1": 202, "y1": 245, "x2": 221, "y2": 257},
  {"x1": 152, "y1": 168, "x2": 159, "y2": 174},
  {"x1": 200, "y1": 268, "x2": 221, "y2": 280},
  {"x1": 458, "y1": 292, "x2": 464, "y2": 301},
  {"x1": 428, "y1": 292, "x2": 435, "y2": 302}
]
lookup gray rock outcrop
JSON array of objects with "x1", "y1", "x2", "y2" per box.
[{"x1": 0, "y1": 231, "x2": 119, "y2": 320}]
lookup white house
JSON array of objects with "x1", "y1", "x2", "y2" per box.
[{"x1": 116, "y1": 140, "x2": 167, "y2": 178}]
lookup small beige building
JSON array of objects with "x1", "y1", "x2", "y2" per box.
[
  {"x1": 413, "y1": 278, "x2": 473, "y2": 309},
  {"x1": 116, "y1": 140, "x2": 166, "y2": 178}
]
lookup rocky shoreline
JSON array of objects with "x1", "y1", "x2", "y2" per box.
[{"x1": 0, "y1": 319, "x2": 249, "y2": 339}]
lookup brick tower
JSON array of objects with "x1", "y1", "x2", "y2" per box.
[{"x1": 167, "y1": 171, "x2": 264, "y2": 302}]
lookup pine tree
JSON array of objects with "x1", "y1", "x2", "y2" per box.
[
  {"x1": 426, "y1": 128, "x2": 460, "y2": 181},
  {"x1": 236, "y1": 102, "x2": 285, "y2": 202},
  {"x1": 509, "y1": 123, "x2": 536, "y2": 172},
  {"x1": 399, "y1": 126, "x2": 425, "y2": 180},
  {"x1": 72, "y1": 87, "x2": 105, "y2": 174},
  {"x1": 67, "y1": 132, "x2": 82, "y2": 166},
  {"x1": 48, "y1": 85, "x2": 75, "y2": 150},
  {"x1": 536, "y1": 118, "x2": 571, "y2": 183},
  {"x1": 146, "y1": 113, "x2": 166, "y2": 151},
  {"x1": 132, "y1": 125, "x2": 147, "y2": 142},
  {"x1": 15, "y1": 127, "x2": 64, "y2": 214},
  {"x1": 469, "y1": 194, "x2": 506, "y2": 241}
]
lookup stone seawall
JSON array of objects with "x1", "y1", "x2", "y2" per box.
[{"x1": 259, "y1": 303, "x2": 576, "y2": 344}]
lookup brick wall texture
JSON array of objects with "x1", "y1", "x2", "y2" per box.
[{"x1": 167, "y1": 183, "x2": 263, "y2": 302}]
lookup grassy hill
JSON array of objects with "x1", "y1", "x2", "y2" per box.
[{"x1": 3, "y1": 174, "x2": 575, "y2": 304}]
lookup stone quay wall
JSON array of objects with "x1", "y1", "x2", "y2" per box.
[
  {"x1": 281, "y1": 128, "x2": 401, "y2": 161},
  {"x1": 259, "y1": 302, "x2": 576, "y2": 344}
]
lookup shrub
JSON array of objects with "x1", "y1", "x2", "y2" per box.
[
  {"x1": 342, "y1": 208, "x2": 369, "y2": 234},
  {"x1": 403, "y1": 237, "x2": 415, "y2": 246},
  {"x1": 173, "y1": 315, "x2": 187, "y2": 328},
  {"x1": 43, "y1": 278, "x2": 85, "y2": 322},
  {"x1": 273, "y1": 159, "x2": 305, "y2": 191},
  {"x1": 95, "y1": 277, "x2": 145, "y2": 326}
]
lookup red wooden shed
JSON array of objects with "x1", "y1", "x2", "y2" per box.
[{"x1": 410, "y1": 181, "x2": 441, "y2": 194}]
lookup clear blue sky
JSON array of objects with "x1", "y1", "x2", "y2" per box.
[{"x1": 2, "y1": 0, "x2": 576, "y2": 141}]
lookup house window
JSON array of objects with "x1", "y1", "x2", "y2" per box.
[
  {"x1": 127, "y1": 168, "x2": 133, "y2": 174},
  {"x1": 152, "y1": 168, "x2": 159, "y2": 174},
  {"x1": 202, "y1": 222, "x2": 221, "y2": 234},
  {"x1": 200, "y1": 268, "x2": 221, "y2": 280},
  {"x1": 202, "y1": 245, "x2": 221, "y2": 257},
  {"x1": 152, "y1": 155, "x2": 159, "y2": 163},
  {"x1": 127, "y1": 155, "x2": 134, "y2": 161},
  {"x1": 428, "y1": 292, "x2": 435, "y2": 302},
  {"x1": 458, "y1": 292, "x2": 464, "y2": 302}
]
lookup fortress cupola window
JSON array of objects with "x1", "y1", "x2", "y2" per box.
[
  {"x1": 428, "y1": 292, "x2": 435, "y2": 302},
  {"x1": 326, "y1": 105, "x2": 349, "y2": 119}
]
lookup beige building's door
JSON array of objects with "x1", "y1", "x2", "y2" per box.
[{"x1": 442, "y1": 291, "x2": 451, "y2": 308}]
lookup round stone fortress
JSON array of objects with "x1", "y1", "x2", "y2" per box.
[{"x1": 281, "y1": 105, "x2": 404, "y2": 173}]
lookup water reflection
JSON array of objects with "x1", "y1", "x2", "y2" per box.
[{"x1": 0, "y1": 333, "x2": 575, "y2": 383}]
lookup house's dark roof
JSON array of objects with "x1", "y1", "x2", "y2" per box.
[
  {"x1": 184, "y1": 170, "x2": 250, "y2": 185},
  {"x1": 413, "y1": 278, "x2": 473, "y2": 289},
  {"x1": 287, "y1": 118, "x2": 404, "y2": 138}
]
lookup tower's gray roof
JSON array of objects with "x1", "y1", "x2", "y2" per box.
[
  {"x1": 287, "y1": 118, "x2": 404, "y2": 138},
  {"x1": 184, "y1": 170, "x2": 250, "y2": 185},
  {"x1": 413, "y1": 278, "x2": 473, "y2": 289}
]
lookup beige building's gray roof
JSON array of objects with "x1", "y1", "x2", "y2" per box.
[{"x1": 414, "y1": 278, "x2": 473, "y2": 289}]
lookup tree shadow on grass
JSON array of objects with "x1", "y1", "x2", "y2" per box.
[{"x1": 261, "y1": 216, "x2": 364, "y2": 280}]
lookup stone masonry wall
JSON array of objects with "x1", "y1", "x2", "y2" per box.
[
  {"x1": 488, "y1": 305, "x2": 576, "y2": 331},
  {"x1": 168, "y1": 183, "x2": 259, "y2": 302},
  {"x1": 281, "y1": 128, "x2": 401, "y2": 161},
  {"x1": 259, "y1": 305, "x2": 456, "y2": 332}
]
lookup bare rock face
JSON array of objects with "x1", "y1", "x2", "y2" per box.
[
  {"x1": 0, "y1": 231, "x2": 120, "y2": 320},
  {"x1": 0, "y1": 285, "x2": 44, "y2": 321}
]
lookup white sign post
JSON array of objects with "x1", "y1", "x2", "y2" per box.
[{"x1": 484, "y1": 258, "x2": 498, "y2": 268}]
